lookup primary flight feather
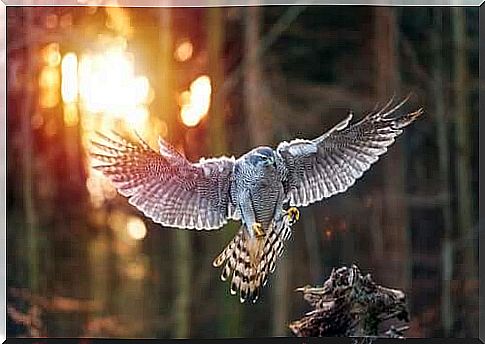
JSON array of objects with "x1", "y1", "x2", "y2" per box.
[{"x1": 90, "y1": 96, "x2": 423, "y2": 303}]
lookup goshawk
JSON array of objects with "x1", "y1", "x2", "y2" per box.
[{"x1": 90, "y1": 96, "x2": 423, "y2": 303}]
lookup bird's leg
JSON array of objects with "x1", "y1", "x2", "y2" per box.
[
  {"x1": 252, "y1": 223, "x2": 265, "y2": 238},
  {"x1": 287, "y1": 207, "x2": 300, "y2": 226}
]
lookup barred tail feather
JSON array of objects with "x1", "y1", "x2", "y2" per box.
[{"x1": 212, "y1": 217, "x2": 292, "y2": 303}]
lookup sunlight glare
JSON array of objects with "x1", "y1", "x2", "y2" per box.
[
  {"x1": 127, "y1": 216, "x2": 147, "y2": 240},
  {"x1": 61, "y1": 52, "x2": 79, "y2": 103},
  {"x1": 180, "y1": 75, "x2": 212, "y2": 128},
  {"x1": 78, "y1": 46, "x2": 151, "y2": 122},
  {"x1": 74, "y1": 36, "x2": 154, "y2": 208},
  {"x1": 133, "y1": 76, "x2": 150, "y2": 104}
]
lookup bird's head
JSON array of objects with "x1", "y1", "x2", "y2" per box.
[{"x1": 248, "y1": 146, "x2": 276, "y2": 168}]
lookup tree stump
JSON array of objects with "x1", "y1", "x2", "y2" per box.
[{"x1": 289, "y1": 265, "x2": 409, "y2": 338}]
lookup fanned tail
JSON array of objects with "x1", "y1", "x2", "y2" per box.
[{"x1": 212, "y1": 215, "x2": 292, "y2": 303}]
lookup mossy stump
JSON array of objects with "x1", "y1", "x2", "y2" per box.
[{"x1": 289, "y1": 264, "x2": 409, "y2": 338}]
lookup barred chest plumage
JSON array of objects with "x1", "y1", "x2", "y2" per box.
[
  {"x1": 232, "y1": 158, "x2": 284, "y2": 230},
  {"x1": 251, "y1": 168, "x2": 284, "y2": 228}
]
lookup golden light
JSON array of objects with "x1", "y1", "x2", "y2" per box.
[
  {"x1": 39, "y1": 66, "x2": 59, "y2": 88},
  {"x1": 79, "y1": 50, "x2": 133, "y2": 114},
  {"x1": 42, "y1": 43, "x2": 61, "y2": 67},
  {"x1": 133, "y1": 76, "x2": 150, "y2": 104},
  {"x1": 63, "y1": 103, "x2": 79, "y2": 127},
  {"x1": 174, "y1": 40, "x2": 193, "y2": 62},
  {"x1": 181, "y1": 106, "x2": 201, "y2": 127},
  {"x1": 180, "y1": 75, "x2": 212, "y2": 128},
  {"x1": 39, "y1": 43, "x2": 62, "y2": 109},
  {"x1": 126, "y1": 106, "x2": 150, "y2": 128},
  {"x1": 73, "y1": 35, "x2": 154, "y2": 208},
  {"x1": 37, "y1": 33, "x2": 159, "y2": 211},
  {"x1": 61, "y1": 52, "x2": 78, "y2": 103},
  {"x1": 127, "y1": 216, "x2": 147, "y2": 241},
  {"x1": 78, "y1": 45, "x2": 152, "y2": 127},
  {"x1": 105, "y1": 5, "x2": 133, "y2": 38},
  {"x1": 39, "y1": 66, "x2": 60, "y2": 108},
  {"x1": 158, "y1": 120, "x2": 168, "y2": 138},
  {"x1": 178, "y1": 90, "x2": 190, "y2": 107}
]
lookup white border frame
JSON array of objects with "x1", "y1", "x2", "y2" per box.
[
  {"x1": 1, "y1": 1, "x2": 6, "y2": 342},
  {"x1": 0, "y1": 1, "x2": 481, "y2": 343},
  {"x1": 2, "y1": 0, "x2": 485, "y2": 5}
]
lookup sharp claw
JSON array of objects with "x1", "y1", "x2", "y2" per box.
[
  {"x1": 287, "y1": 207, "x2": 300, "y2": 225},
  {"x1": 252, "y1": 223, "x2": 265, "y2": 238}
]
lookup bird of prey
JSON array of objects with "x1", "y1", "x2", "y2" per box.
[{"x1": 90, "y1": 96, "x2": 423, "y2": 303}]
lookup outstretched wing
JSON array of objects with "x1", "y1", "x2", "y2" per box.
[
  {"x1": 276, "y1": 96, "x2": 424, "y2": 207},
  {"x1": 90, "y1": 131, "x2": 239, "y2": 230}
]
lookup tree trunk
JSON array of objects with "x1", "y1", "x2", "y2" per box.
[
  {"x1": 245, "y1": 6, "x2": 271, "y2": 147},
  {"x1": 207, "y1": 8, "x2": 226, "y2": 157},
  {"x1": 431, "y1": 8, "x2": 454, "y2": 336},
  {"x1": 22, "y1": 7, "x2": 39, "y2": 295},
  {"x1": 303, "y1": 209, "x2": 323, "y2": 284},
  {"x1": 174, "y1": 229, "x2": 191, "y2": 338},
  {"x1": 159, "y1": 8, "x2": 191, "y2": 338},
  {"x1": 452, "y1": 7, "x2": 476, "y2": 336},
  {"x1": 206, "y1": 7, "x2": 243, "y2": 337},
  {"x1": 373, "y1": 7, "x2": 411, "y2": 291},
  {"x1": 244, "y1": 6, "x2": 288, "y2": 336}
]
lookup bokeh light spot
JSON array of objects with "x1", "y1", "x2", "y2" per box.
[
  {"x1": 127, "y1": 216, "x2": 147, "y2": 241},
  {"x1": 174, "y1": 40, "x2": 193, "y2": 62},
  {"x1": 180, "y1": 75, "x2": 212, "y2": 127}
]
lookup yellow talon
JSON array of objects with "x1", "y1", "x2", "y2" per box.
[
  {"x1": 287, "y1": 207, "x2": 300, "y2": 225},
  {"x1": 252, "y1": 223, "x2": 265, "y2": 238}
]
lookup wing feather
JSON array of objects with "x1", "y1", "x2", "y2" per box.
[
  {"x1": 91, "y1": 131, "x2": 239, "y2": 230},
  {"x1": 276, "y1": 96, "x2": 424, "y2": 207}
]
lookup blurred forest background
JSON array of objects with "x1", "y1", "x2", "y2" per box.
[{"x1": 6, "y1": 4, "x2": 479, "y2": 338}]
